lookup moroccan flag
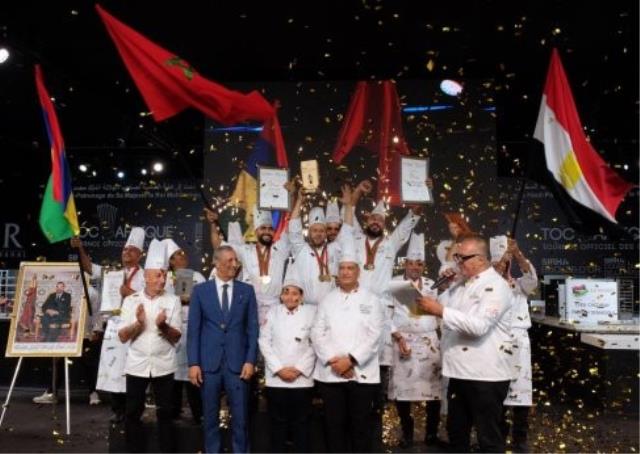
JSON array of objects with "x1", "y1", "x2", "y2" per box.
[
  {"x1": 36, "y1": 65, "x2": 80, "y2": 243},
  {"x1": 533, "y1": 49, "x2": 635, "y2": 223},
  {"x1": 332, "y1": 81, "x2": 410, "y2": 205},
  {"x1": 96, "y1": 5, "x2": 274, "y2": 124},
  {"x1": 230, "y1": 109, "x2": 289, "y2": 241}
]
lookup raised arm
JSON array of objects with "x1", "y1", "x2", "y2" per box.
[
  {"x1": 205, "y1": 208, "x2": 224, "y2": 249},
  {"x1": 70, "y1": 237, "x2": 93, "y2": 275},
  {"x1": 388, "y1": 208, "x2": 421, "y2": 253}
]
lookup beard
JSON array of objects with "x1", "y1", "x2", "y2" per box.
[
  {"x1": 364, "y1": 224, "x2": 383, "y2": 238},
  {"x1": 258, "y1": 234, "x2": 273, "y2": 246}
]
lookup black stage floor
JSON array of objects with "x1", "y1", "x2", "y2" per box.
[{"x1": 0, "y1": 388, "x2": 638, "y2": 453}]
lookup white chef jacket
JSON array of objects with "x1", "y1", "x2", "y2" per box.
[
  {"x1": 164, "y1": 270, "x2": 206, "y2": 382},
  {"x1": 354, "y1": 211, "x2": 420, "y2": 296},
  {"x1": 230, "y1": 234, "x2": 291, "y2": 323},
  {"x1": 311, "y1": 286, "x2": 384, "y2": 384},
  {"x1": 288, "y1": 219, "x2": 353, "y2": 305},
  {"x1": 509, "y1": 261, "x2": 538, "y2": 330},
  {"x1": 259, "y1": 303, "x2": 317, "y2": 388},
  {"x1": 351, "y1": 211, "x2": 419, "y2": 365},
  {"x1": 440, "y1": 267, "x2": 515, "y2": 382},
  {"x1": 95, "y1": 263, "x2": 145, "y2": 393},
  {"x1": 120, "y1": 290, "x2": 182, "y2": 378}
]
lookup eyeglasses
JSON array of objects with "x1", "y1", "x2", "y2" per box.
[{"x1": 453, "y1": 253, "x2": 480, "y2": 263}]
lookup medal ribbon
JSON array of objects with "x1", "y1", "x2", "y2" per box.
[
  {"x1": 313, "y1": 244, "x2": 329, "y2": 276},
  {"x1": 365, "y1": 237, "x2": 383, "y2": 269},
  {"x1": 256, "y1": 244, "x2": 271, "y2": 276},
  {"x1": 125, "y1": 266, "x2": 139, "y2": 287}
]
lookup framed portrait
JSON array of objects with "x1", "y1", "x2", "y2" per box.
[
  {"x1": 258, "y1": 166, "x2": 290, "y2": 210},
  {"x1": 5, "y1": 262, "x2": 87, "y2": 357},
  {"x1": 400, "y1": 156, "x2": 433, "y2": 204}
]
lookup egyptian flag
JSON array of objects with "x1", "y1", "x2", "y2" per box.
[
  {"x1": 230, "y1": 109, "x2": 289, "y2": 241},
  {"x1": 332, "y1": 81, "x2": 410, "y2": 205},
  {"x1": 533, "y1": 49, "x2": 635, "y2": 223},
  {"x1": 36, "y1": 65, "x2": 80, "y2": 243},
  {"x1": 96, "y1": 5, "x2": 274, "y2": 125}
]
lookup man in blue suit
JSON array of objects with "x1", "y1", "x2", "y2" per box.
[{"x1": 187, "y1": 245, "x2": 259, "y2": 453}]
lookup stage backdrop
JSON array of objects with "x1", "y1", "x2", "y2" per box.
[{"x1": 0, "y1": 79, "x2": 636, "y2": 281}]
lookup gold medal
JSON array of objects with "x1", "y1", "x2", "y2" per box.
[
  {"x1": 364, "y1": 264, "x2": 375, "y2": 271},
  {"x1": 319, "y1": 274, "x2": 332, "y2": 282},
  {"x1": 261, "y1": 275, "x2": 272, "y2": 285}
]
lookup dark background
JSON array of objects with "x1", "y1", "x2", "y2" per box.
[{"x1": 0, "y1": 1, "x2": 637, "y2": 267}]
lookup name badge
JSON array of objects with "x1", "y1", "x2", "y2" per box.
[{"x1": 359, "y1": 304, "x2": 372, "y2": 315}]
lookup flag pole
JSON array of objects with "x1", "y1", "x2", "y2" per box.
[{"x1": 510, "y1": 178, "x2": 526, "y2": 238}]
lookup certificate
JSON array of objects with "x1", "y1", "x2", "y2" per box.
[
  {"x1": 400, "y1": 157, "x2": 432, "y2": 204},
  {"x1": 258, "y1": 166, "x2": 290, "y2": 210},
  {"x1": 300, "y1": 159, "x2": 320, "y2": 193},
  {"x1": 174, "y1": 268, "x2": 195, "y2": 298},
  {"x1": 100, "y1": 269, "x2": 124, "y2": 312},
  {"x1": 388, "y1": 280, "x2": 426, "y2": 316}
]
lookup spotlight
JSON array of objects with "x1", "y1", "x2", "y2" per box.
[
  {"x1": 78, "y1": 164, "x2": 88, "y2": 172},
  {"x1": 141, "y1": 168, "x2": 148, "y2": 175},
  {"x1": 440, "y1": 79, "x2": 463, "y2": 96},
  {"x1": 152, "y1": 162, "x2": 164, "y2": 172},
  {"x1": 0, "y1": 48, "x2": 9, "y2": 64},
  {"x1": 116, "y1": 171, "x2": 125, "y2": 179}
]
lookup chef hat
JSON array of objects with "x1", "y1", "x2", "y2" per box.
[
  {"x1": 253, "y1": 206, "x2": 273, "y2": 229},
  {"x1": 162, "y1": 238, "x2": 182, "y2": 260},
  {"x1": 308, "y1": 206, "x2": 326, "y2": 226},
  {"x1": 325, "y1": 201, "x2": 342, "y2": 224},
  {"x1": 144, "y1": 239, "x2": 169, "y2": 270},
  {"x1": 339, "y1": 237, "x2": 358, "y2": 265},
  {"x1": 406, "y1": 233, "x2": 425, "y2": 262},
  {"x1": 370, "y1": 200, "x2": 387, "y2": 218},
  {"x1": 282, "y1": 265, "x2": 304, "y2": 292},
  {"x1": 489, "y1": 235, "x2": 509, "y2": 262},
  {"x1": 124, "y1": 226, "x2": 145, "y2": 251}
]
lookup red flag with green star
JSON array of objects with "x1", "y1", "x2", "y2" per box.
[{"x1": 96, "y1": 5, "x2": 274, "y2": 125}]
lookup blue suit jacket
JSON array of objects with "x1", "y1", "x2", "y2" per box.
[{"x1": 187, "y1": 279, "x2": 259, "y2": 374}]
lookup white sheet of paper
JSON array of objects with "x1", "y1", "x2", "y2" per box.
[
  {"x1": 258, "y1": 167, "x2": 290, "y2": 210},
  {"x1": 401, "y1": 157, "x2": 432, "y2": 204},
  {"x1": 490, "y1": 235, "x2": 508, "y2": 262},
  {"x1": 100, "y1": 269, "x2": 124, "y2": 312},
  {"x1": 388, "y1": 280, "x2": 423, "y2": 311}
]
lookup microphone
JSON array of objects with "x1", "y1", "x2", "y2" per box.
[{"x1": 430, "y1": 273, "x2": 456, "y2": 290}]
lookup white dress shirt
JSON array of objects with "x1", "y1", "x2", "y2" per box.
[
  {"x1": 259, "y1": 303, "x2": 317, "y2": 388},
  {"x1": 120, "y1": 290, "x2": 182, "y2": 378},
  {"x1": 440, "y1": 267, "x2": 515, "y2": 382},
  {"x1": 214, "y1": 278, "x2": 235, "y2": 311},
  {"x1": 311, "y1": 286, "x2": 384, "y2": 384}
]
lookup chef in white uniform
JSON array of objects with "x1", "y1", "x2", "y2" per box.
[
  {"x1": 311, "y1": 242, "x2": 384, "y2": 453},
  {"x1": 162, "y1": 238, "x2": 206, "y2": 423},
  {"x1": 259, "y1": 266, "x2": 316, "y2": 453},
  {"x1": 73, "y1": 226, "x2": 146, "y2": 424},
  {"x1": 210, "y1": 206, "x2": 291, "y2": 325},
  {"x1": 287, "y1": 186, "x2": 354, "y2": 305},
  {"x1": 324, "y1": 200, "x2": 342, "y2": 243},
  {"x1": 418, "y1": 234, "x2": 515, "y2": 453},
  {"x1": 492, "y1": 236, "x2": 537, "y2": 453},
  {"x1": 118, "y1": 238, "x2": 182, "y2": 453},
  {"x1": 388, "y1": 233, "x2": 443, "y2": 448}
]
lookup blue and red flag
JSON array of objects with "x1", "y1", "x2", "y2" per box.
[
  {"x1": 36, "y1": 65, "x2": 80, "y2": 243},
  {"x1": 230, "y1": 107, "x2": 289, "y2": 241}
]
